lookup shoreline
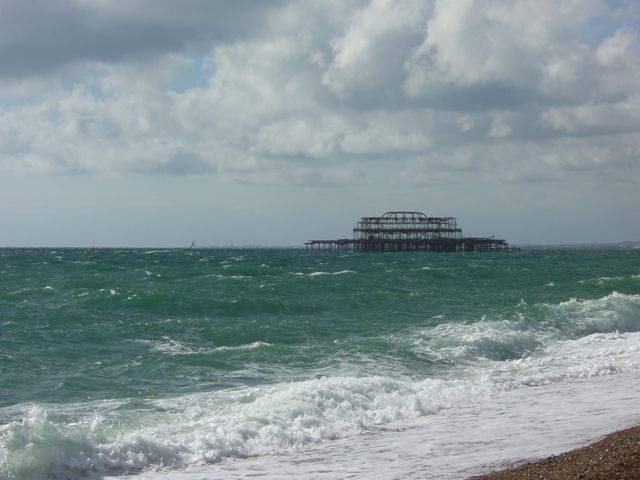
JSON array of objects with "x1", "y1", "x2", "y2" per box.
[{"x1": 470, "y1": 424, "x2": 640, "y2": 479}]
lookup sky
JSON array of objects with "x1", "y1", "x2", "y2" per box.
[{"x1": 1, "y1": 0, "x2": 639, "y2": 247}]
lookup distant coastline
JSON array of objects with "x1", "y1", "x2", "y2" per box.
[{"x1": 514, "y1": 241, "x2": 640, "y2": 250}]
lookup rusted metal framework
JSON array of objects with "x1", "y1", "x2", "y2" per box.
[{"x1": 306, "y1": 211, "x2": 511, "y2": 252}]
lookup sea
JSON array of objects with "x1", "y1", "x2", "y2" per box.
[{"x1": 1, "y1": 247, "x2": 640, "y2": 480}]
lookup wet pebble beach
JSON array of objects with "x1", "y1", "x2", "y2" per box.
[{"x1": 472, "y1": 425, "x2": 640, "y2": 480}]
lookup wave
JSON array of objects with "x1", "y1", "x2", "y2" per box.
[
  {"x1": 0, "y1": 376, "x2": 479, "y2": 480},
  {"x1": 578, "y1": 274, "x2": 640, "y2": 284},
  {"x1": 198, "y1": 273, "x2": 250, "y2": 280},
  {"x1": 543, "y1": 291, "x2": 640, "y2": 336},
  {"x1": 289, "y1": 270, "x2": 356, "y2": 277},
  {"x1": 410, "y1": 291, "x2": 640, "y2": 363},
  {"x1": 211, "y1": 341, "x2": 272, "y2": 352},
  {"x1": 488, "y1": 330, "x2": 640, "y2": 388},
  {"x1": 307, "y1": 270, "x2": 356, "y2": 277},
  {"x1": 134, "y1": 339, "x2": 272, "y2": 356},
  {"x1": 406, "y1": 292, "x2": 640, "y2": 394}
]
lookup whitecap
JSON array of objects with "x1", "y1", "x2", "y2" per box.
[
  {"x1": 133, "y1": 339, "x2": 272, "y2": 356},
  {"x1": 544, "y1": 291, "x2": 640, "y2": 335},
  {"x1": 308, "y1": 270, "x2": 356, "y2": 277},
  {"x1": 597, "y1": 276, "x2": 624, "y2": 284},
  {"x1": 212, "y1": 341, "x2": 272, "y2": 352}
]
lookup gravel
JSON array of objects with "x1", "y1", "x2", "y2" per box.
[{"x1": 470, "y1": 425, "x2": 640, "y2": 480}]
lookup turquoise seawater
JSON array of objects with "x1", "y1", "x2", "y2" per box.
[{"x1": 1, "y1": 248, "x2": 639, "y2": 479}]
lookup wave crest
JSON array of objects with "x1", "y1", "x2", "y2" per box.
[{"x1": 0, "y1": 376, "x2": 476, "y2": 479}]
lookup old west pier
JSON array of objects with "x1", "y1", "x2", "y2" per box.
[{"x1": 305, "y1": 211, "x2": 511, "y2": 252}]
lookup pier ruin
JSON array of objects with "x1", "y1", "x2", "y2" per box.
[{"x1": 305, "y1": 211, "x2": 510, "y2": 252}]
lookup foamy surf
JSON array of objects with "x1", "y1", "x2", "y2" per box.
[
  {"x1": 4, "y1": 329, "x2": 640, "y2": 479},
  {"x1": 111, "y1": 371, "x2": 640, "y2": 480}
]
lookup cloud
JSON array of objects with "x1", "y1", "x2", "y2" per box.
[
  {"x1": 0, "y1": 0, "x2": 282, "y2": 78},
  {"x1": 403, "y1": 0, "x2": 607, "y2": 105},
  {"x1": 0, "y1": 0, "x2": 639, "y2": 190},
  {"x1": 321, "y1": 0, "x2": 429, "y2": 105},
  {"x1": 541, "y1": 97, "x2": 640, "y2": 135}
]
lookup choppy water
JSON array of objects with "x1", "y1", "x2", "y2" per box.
[{"x1": 1, "y1": 247, "x2": 639, "y2": 479}]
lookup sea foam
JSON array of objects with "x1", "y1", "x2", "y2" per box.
[{"x1": 1, "y1": 376, "x2": 478, "y2": 479}]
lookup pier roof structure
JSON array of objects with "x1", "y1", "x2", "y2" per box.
[{"x1": 306, "y1": 211, "x2": 510, "y2": 252}]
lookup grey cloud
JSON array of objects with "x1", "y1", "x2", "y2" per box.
[
  {"x1": 411, "y1": 83, "x2": 535, "y2": 112},
  {"x1": 0, "y1": 0, "x2": 282, "y2": 78}
]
